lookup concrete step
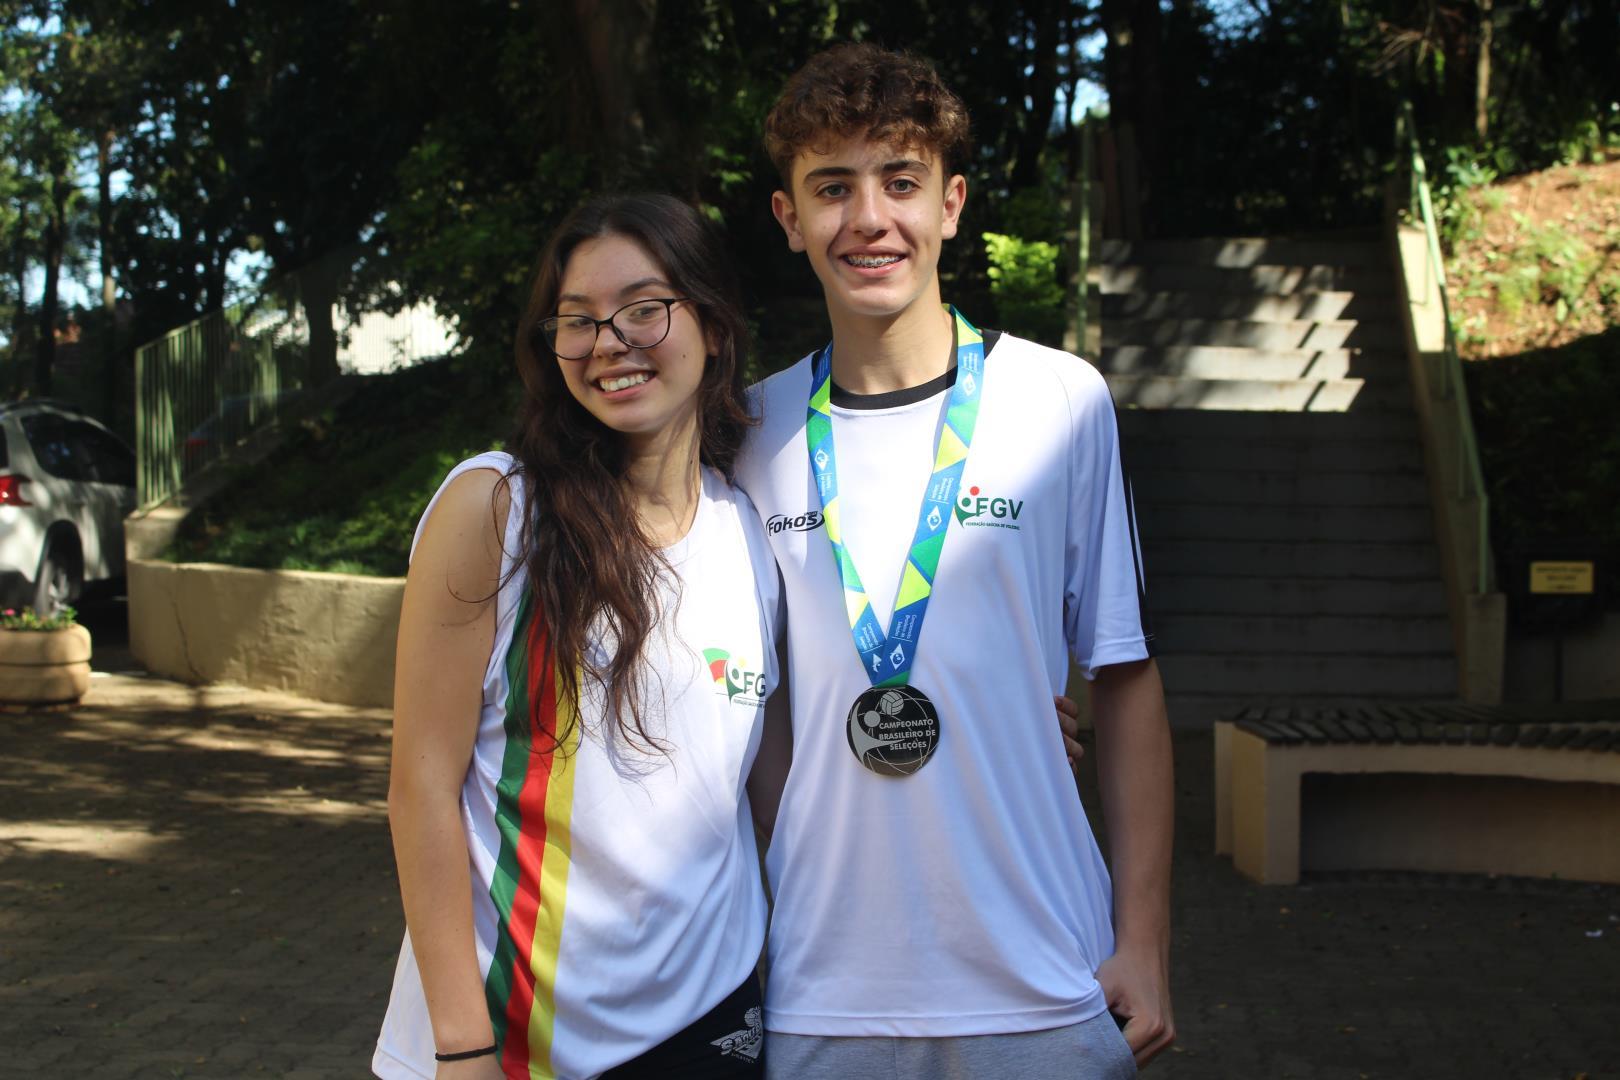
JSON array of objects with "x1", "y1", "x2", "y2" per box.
[
  {"x1": 1162, "y1": 652, "x2": 1458, "y2": 698},
  {"x1": 1106, "y1": 375, "x2": 1412, "y2": 412},
  {"x1": 1142, "y1": 540, "x2": 1442, "y2": 580},
  {"x1": 1124, "y1": 434, "x2": 1423, "y2": 474},
  {"x1": 1132, "y1": 468, "x2": 1430, "y2": 508},
  {"x1": 1102, "y1": 318, "x2": 1403, "y2": 351},
  {"x1": 1100, "y1": 238, "x2": 1386, "y2": 268},
  {"x1": 1117, "y1": 407, "x2": 1422, "y2": 443},
  {"x1": 1149, "y1": 612, "x2": 1453, "y2": 655},
  {"x1": 1101, "y1": 290, "x2": 1398, "y2": 323},
  {"x1": 1100, "y1": 264, "x2": 1396, "y2": 296},
  {"x1": 1100, "y1": 346, "x2": 1409, "y2": 383},
  {"x1": 1149, "y1": 574, "x2": 1448, "y2": 617},
  {"x1": 1136, "y1": 503, "x2": 1435, "y2": 544}
]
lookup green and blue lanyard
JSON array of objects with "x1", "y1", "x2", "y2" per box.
[{"x1": 805, "y1": 305, "x2": 986, "y2": 688}]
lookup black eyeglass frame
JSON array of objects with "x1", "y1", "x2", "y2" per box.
[{"x1": 538, "y1": 297, "x2": 693, "y2": 360}]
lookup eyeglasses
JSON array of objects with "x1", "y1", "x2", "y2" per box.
[{"x1": 538, "y1": 297, "x2": 692, "y2": 360}]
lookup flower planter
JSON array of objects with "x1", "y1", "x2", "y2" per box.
[{"x1": 0, "y1": 624, "x2": 93, "y2": 707}]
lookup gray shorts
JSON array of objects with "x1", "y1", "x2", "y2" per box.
[{"x1": 764, "y1": 1010, "x2": 1137, "y2": 1080}]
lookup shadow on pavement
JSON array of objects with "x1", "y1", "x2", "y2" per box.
[
  {"x1": 2, "y1": 672, "x2": 1616, "y2": 1078},
  {"x1": 0, "y1": 677, "x2": 399, "y2": 1078}
]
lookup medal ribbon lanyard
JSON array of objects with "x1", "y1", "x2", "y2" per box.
[{"x1": 805, "y1": 305, "x2": 986, "y2": 688}]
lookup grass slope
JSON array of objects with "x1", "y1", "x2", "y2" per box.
[
  {"x1": 1448, "y1": 159, "x2": 1620, "y2": 358},
  {"x1": 168, "y1": 355, "x2": 516, "y2": 576}
]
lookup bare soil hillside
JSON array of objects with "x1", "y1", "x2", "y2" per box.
[{"x1": 1447, "y1": 159, "x2": 1620, "y2": 359}]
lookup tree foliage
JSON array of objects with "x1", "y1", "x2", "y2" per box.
[{"x1": 1, "y1": 0, "x2": 1616, "y2": 413}]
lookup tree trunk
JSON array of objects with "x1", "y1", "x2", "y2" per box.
[
  {"x1": 1434, "y1": 1, "x2": 1477, "y2": 143},
  {"x1": 202, "y1": 237, "x2": 227, "y2": 314},
  {"x1": 569, "y1": 0, "x2": 657, "y2": 174},
  {"x1": 1131, "y1": 0, "x2": 1165, "y2": 235},
  {"x1": 1011, "y1": 0, "x2": 1063, "y2": 190},
  {"x1": 1102, "y1": 0, "x2": 1164, "y2": 238},
  {"x1": 8, "y1": 204, "x2": 30, "y2": 397},
  {"x1": 98, "y1": 128, "x2": 115, "y2": 313},
  {"x1": 1474, "y1": 0, "x2": 1492, "y2": 141},
  {"x1": 302, "y1": 259, "x2": 341, "y2": 386},
  {"x1": 98, "y1": 126, "x2": 120, "y2": 422},
  {"x1": 34, "y1": 173, "x2": 68, "y2": 397}
]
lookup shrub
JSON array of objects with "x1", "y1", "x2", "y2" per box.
[{"x1": 983, "y1": 231, "x2": 1066, "y2": 346}]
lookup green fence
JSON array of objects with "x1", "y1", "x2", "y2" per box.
[
  {"x1": 133, "y1": 262, "x2": 455, "y2": 510},
  {"x1": 134, "y1": 279, "x2": 308, "y2": 509}
]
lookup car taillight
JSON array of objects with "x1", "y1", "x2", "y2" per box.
[{"x1": 0, "y1": 474, "x2": 31, "y2": 507}]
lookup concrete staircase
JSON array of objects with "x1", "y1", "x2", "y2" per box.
[{"x1": 1097, "y1": 237, "x2": 1457, "y2": 727}]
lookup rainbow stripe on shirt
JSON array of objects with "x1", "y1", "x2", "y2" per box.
[{"x1": 482, "y1": 593, "x2": 580, "y2": 1079}]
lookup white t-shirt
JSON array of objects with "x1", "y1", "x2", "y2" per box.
[
  {"x1": 374, "y1": 452, "x2": 780, "y2": 1079},
  {"x1": 735, "y1": 329, "x2": 1153, "y2": 1037}
]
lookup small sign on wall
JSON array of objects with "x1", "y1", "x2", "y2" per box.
[
  {"x1": 1529, "y1": 561, "x2": 1596, "y2": 595},
  {"x1": 1504, "y1": 541, "x2": 1603, "y2": 634}
]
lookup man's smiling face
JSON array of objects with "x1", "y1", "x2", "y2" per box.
[{"x1": 771, "y1": 137, "x2": 966, "y2": 324}]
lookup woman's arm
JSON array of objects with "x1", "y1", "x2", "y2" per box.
[{"x1": 388, "y1": 469, "x2": 510, "y2": 1075}]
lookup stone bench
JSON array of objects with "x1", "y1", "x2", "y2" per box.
[{"x1": 1214, "y1": 701, "x2": 1620, "y2": 885}]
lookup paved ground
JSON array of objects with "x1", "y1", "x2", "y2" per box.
[{"x1": 1, "y1": 608, "x2": 1616, "y2": 1078}]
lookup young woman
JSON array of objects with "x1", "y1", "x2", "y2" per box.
[{"x1": 373, "y1": 194, "x2": 787, "y2": 1080}]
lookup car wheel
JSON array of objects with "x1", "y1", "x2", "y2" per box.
[{"x1": 33, "y1": 544, "x2": 83, "y2": 616}]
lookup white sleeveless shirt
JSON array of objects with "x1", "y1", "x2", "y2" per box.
[{"x1": 374, "y1": 452, "x2": 780, "y2": 1079}]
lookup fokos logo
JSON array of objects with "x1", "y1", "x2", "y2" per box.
[{"x1": 766, "y1": 510, "x2": 824, "y2": 535}]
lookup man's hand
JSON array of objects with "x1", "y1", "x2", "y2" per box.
[
  {"x1": 1055, "y1": 694, "x2": 1085, "y2": 771},
  {"x1": 1096, "y1": 943, "x2": 1175, "y2": 1067}
]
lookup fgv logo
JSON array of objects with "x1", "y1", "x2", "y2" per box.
[
  {"x1": 702, "y1": 648, "x2": 768, "y2": 707},
  {"x1": 767, "y1": 510, "x2": 824, "y2": 535},
  {"x1": 954, "y1": 485, "x2": 1024, "y2": 530}
]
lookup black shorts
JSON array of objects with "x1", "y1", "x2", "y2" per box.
[{"x1": 601, "y1": 975, "x2": 765, "y2": 1079}]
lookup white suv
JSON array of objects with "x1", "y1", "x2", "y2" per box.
[{"x1": 0, "y1": 400, "x2": 137, "y2": 613}]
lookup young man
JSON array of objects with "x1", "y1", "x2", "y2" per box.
[{"x1": 735, "y1": 43, "x2": 1175, "y2": 1078}]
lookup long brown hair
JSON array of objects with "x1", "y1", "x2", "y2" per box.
[{"x1": 508, "y1": 193, "x2": 753, "y2": 753}]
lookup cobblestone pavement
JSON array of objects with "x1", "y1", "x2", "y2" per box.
[
  {"x1": 2, "y1": 668, "x2": 1616, "y2": 1079},
  {"x1": 0, "y1": 673, "x2": 397, "y2": 1079}
]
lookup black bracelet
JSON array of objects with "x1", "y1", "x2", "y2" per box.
[{"x1": 435, "y1": 1042, "x2": 499, "y2": 1063}]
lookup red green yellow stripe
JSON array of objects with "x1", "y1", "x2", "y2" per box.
[{"x1": 483, "y1": 593, "x2": 579, "y2": 1079}]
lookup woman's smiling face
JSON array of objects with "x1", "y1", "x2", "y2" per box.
[{"x1": 553, "y1": 233, "x2": 712, "y2": 450}]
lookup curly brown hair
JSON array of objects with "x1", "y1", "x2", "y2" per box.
[{"x1": 763, "y1": 42, "x2": 971, "y2": 187}]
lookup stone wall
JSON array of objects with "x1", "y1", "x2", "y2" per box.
[
  {"x1": 1504, "y1": 612, "x2": 1620, "y2": 703},
  {"x1": 128, "y1": 559, "x2": 403, "y2": 708}
]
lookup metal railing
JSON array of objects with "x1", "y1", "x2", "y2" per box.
[
  {"x1": 134, "y1": 281, "x2": 309, "y2": 509},
  {"x1": 1395, "y1": 100, "x2": 1493, "y2": 595},
  {"x1": 133, "y1": 260, "x2": 456, "y2": 510}
]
